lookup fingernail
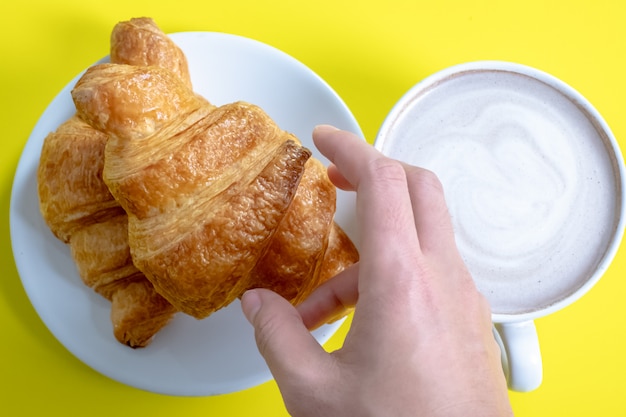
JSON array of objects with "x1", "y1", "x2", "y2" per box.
[
  {"x1": 313, "y1": 124, "x2": 339, "y2": 134},
  {"x1": 241, "y1": 289, "x2": 262, "y2": 324}
]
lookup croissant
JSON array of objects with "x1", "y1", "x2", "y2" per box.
[
  {"x1": 36, "y1": 18, "x2": 191, "y2": 347},
  {"x1": 72, "y1": 61, "x2": 359, "y2": 319}
]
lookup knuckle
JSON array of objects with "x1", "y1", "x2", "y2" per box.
[
  {"x1": 406, "y1": 167, "x2": 445, "y2": 196},
  {"x1": 365, "y1": 157, "x2": 407, "y2": 185}
]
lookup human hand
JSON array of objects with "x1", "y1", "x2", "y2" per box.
[{"x1": 241, "y1": 125, "x2": 513, "y2": 417}]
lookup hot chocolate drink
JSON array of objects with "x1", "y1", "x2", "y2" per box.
[{"x1": 377, "y1": 67, "x2": 622, "y2": 315}]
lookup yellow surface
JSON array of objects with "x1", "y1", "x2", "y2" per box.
[{"x1": 1, "y1": 0, "x2": 625, "y2": 415}]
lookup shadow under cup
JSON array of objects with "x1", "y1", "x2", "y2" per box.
[{"x1": 374, "y1": 61, "x2": 626, "y2": 392}]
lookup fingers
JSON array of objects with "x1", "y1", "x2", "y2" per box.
[
  {"x1": 297, "y1": 263, "x2": 360, "y2": 330},
  {"x1": 401, "y1": 163, "x2": 459, "y2": 260},
  {"x1": 314, "y1": 125, "x2": 466, "y2": 284},
  {"x1": 241, "y1": 289, "x2": 330, "y2": 383},
  {"x1": 313, "y1": 125, "x2": 422, "y2": 299}
]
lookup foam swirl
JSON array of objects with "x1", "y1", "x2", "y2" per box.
[{"x1": 434, "y1": 102, "x2": 578, "y2": 266}]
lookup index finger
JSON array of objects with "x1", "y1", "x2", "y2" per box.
[{"x1": 313, "y1": 125, "x2": 421, "y2": 298}]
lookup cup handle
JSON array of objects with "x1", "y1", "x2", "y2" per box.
[{"x1": 494, "y1": 321, "x2": 543, "y2": 392}]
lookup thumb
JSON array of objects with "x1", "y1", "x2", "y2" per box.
[{"x1": 241, "y1": 289, "x2": 330, "y2": 383}]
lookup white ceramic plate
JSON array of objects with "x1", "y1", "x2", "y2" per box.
[{"x1": 10, "y1": 32, "x2": 362, "y2": 396}]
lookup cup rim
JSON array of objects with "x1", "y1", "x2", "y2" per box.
[{"x1": 375, "y1": 60, "x2": 626, "y2": 323}]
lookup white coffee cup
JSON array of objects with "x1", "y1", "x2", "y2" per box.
[{"x1": 374, "y1": 61, "x2": 626, "y2": 392}]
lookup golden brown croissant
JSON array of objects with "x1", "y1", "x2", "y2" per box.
[
  {"x1": 72, "y1": 62, "x2": 359, "y2": 319},
  {"x1": 36, "y1": 18, "x2": 189, "y2": 347}
]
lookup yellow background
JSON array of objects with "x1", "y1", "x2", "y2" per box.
[{"x1": 2, "y1": 0, "x2": 625, "y2": 415}]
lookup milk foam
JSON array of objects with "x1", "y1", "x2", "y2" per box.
[{"x1": 379, "y1": 70, "x2": 620, "y2": 315}]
